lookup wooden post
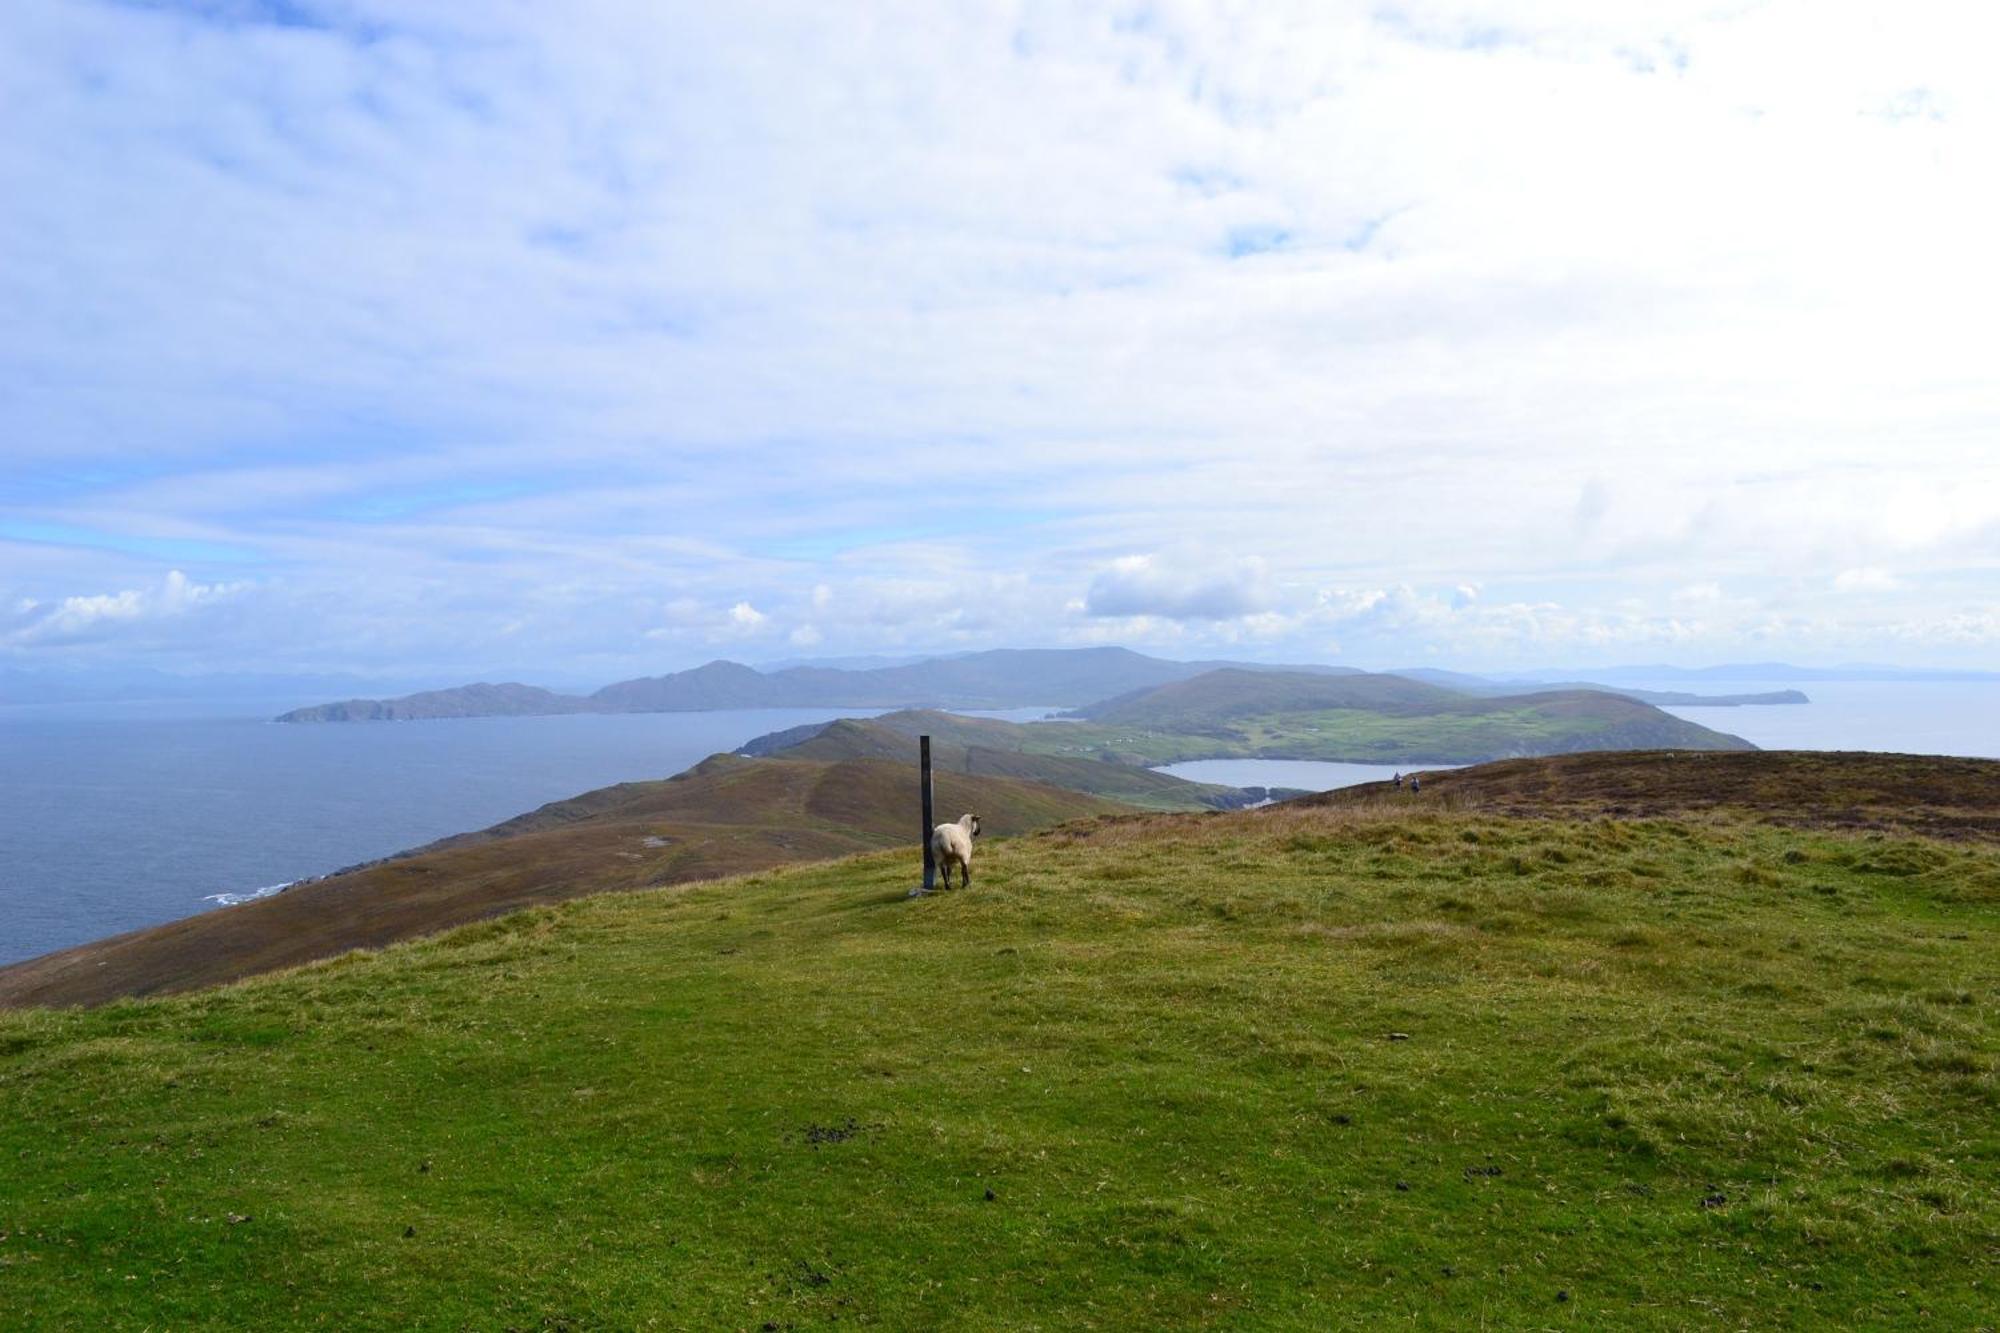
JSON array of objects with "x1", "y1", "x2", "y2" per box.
[{"x1": 917, "y1": 734, "x2": 936, "y2": 896}]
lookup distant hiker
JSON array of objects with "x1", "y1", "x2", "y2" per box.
[
  {"x1": 930, "y1": 813, "x2": 981, "y2": 890},
  {"x1": 1392, "y1": 772, "x2": 1403, "y2": 788},
  {"x1": 1410, "y1": 775, "x2": 1421, "y2": 794}
]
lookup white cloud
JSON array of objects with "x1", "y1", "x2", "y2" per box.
[
  {"x1": 1085, "y1": 555, "x2": 1274, "y2": 622},
  {"x1": 3, "y1": 571, "x2": 247, "y2": 648},
  {"x1": 1672, "y1": 582, "x2": 1725, "y2": 607},
  {"x1": 1834, "y1": 567, "x2": 1903, "y2": 593},
  {"x1": 1894, "y1": 610, "x2": 2000, "y2": 644},
  {"x1": 639, "y1": 596, "x2": 777, "y2": 647},
  {"x1": 1, "y1": 2, "x2": 1995, "y2": 673}
]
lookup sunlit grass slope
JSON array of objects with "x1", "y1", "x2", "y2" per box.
[{"x1": 2, "y1": 800, "x2": 1995, "y2": 1328}]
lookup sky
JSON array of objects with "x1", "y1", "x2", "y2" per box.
[{"x1": 3, "y1": 0, "x2": 1997, "y2": 683}]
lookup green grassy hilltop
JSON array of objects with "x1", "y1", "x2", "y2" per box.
[
  {"x1": 1051, "y1": 670, "x2": 1755, "y2": 764},
  {"x1": 744, "y1": 672, "x2": 1756, "y2": 775},
  {"x1": 2, "y1": 756, "x2": 1994, "y2": 1329}
]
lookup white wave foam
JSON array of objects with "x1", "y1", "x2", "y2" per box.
[{"x1": 203, "y1": 880, "x2": 295, "y2": 907}]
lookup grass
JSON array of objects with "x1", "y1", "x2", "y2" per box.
[
  {"x1": 1019, "y1": 707, "x2": 1605, "y2": 764},
  {"x1": 1018, "y1": 705, "x2": 1744, "y2": 766},
  {"x1": 2, "y1": 801, "x2": 1995, "y2": 1328}
]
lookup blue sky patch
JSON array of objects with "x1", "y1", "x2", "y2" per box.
[
  {"x1": 1225, "y1": 225, "x2": 1291, "y2": 258},
  {"x1": 0, "y1": 521, "x2": 261, "y2": 566}
]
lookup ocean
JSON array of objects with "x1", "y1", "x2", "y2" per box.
[
  {"x1": 0, "y1": 700, "x2": 1047, "y2": 967},
  {"x1": 1151, "y1": 759, "x2": 1437, "y2": 791},
  {"x1": 2, "y1": 680, "x2": 1995, "y2": 968},
  {"x1": 1648, "y1": 679, "x2": 2000, "y2": 755}
]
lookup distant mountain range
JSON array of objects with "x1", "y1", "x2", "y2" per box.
[
  {"x1": 6, "y1": 653, "x2": 1988, "y2": 713},
  {"x1": 273, "y1": 649, "x2": 1361, "y2": 721},
  {"x1": 268, "y1": 648, "x2": 1865, "y2": 723}
]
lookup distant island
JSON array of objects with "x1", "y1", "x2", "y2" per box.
[
  {"x1": 274, "y1": 648, "x2": 1340, "y2": 720},
  {"x1": 735, "y1": 669, "x2": 1755, "y2": 768},
  {"x1": 275, "y1": 647, "x2": 1805, "y2": 723},
  {"x1": 276, "y1": 650, "x2": 1758, "y2": 765}
]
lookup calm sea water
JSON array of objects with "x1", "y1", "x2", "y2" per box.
[
  {"x1": 1153, "y1": 759, "x2": 1441, "y2": 791},
  {"x1": 3, "y1": 681, "x2": 1994, "y2": 968},
  {"x1": 0, "y1": 701, "x2": 1051, "y2": 967},
  {"x1": 1646, "y1": 680, "x2": 2000, "y2": 757}
]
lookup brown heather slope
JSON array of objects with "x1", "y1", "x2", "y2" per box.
[
  {"x1": 1300, "y1": 749, "x2": 2000, "y2": 841},
  {"x1": 0, "y1": 755, "x2": 1129, "y2": 1010},
  {"x1": 761, "y1": 712, "x2": 1254, "y2": 809}
]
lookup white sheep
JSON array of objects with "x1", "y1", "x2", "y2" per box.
[{"x1": 930, "y1": 813, "x2": 982, "y2": 890}]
